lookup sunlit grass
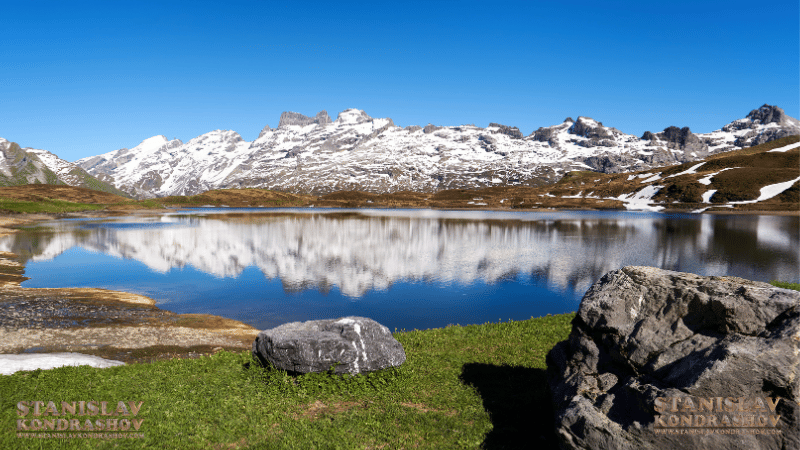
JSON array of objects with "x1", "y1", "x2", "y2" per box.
[
  {"x1": 770, "y1": 280, "x2": 800, "y2": 291},
  {"x1": 0, "y1": 197, "x2": 104, "y2": 214},
  {"x1": 0, "y1": 314, "x2": 574, "y2": 449}
]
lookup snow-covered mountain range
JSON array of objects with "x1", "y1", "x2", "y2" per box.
[
  {"x1": 3, "y1": 104, "x2": 798, "y2": 199},
  {"x1": 74, "y1": 104, "x2": 799, "y2": 199}
]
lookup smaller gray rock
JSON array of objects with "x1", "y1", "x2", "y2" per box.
[{"x1": 252, "y1": 316, "x2": 406, "y2": 374}]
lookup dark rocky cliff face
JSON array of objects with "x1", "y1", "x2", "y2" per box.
[
  {"x1": 488, "y1": 123, "x2": 523, "y2": 139},
  {"x1": 569, "y1": 118, "x2": 613, "y2": 140}
]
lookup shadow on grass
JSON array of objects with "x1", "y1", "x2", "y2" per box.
[{"x1": 460, "y1": 363, "x2": 559, "y2": 450}]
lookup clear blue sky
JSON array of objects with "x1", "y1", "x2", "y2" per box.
[{"x1": 2, "y1": 0, "x2": 798, "y2": 162}]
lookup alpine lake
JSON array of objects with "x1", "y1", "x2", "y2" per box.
[{"x1": 3, "y1": 208, "x2": 798, "y2": 332}]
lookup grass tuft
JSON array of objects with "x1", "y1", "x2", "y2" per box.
[{"x1": 770, "y1": 280, "x2": 800, "y2": 291}]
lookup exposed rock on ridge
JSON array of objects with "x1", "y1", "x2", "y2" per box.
[
  {"x1": 488, "y1": 123, "x2": 524, "y2": 139},
  {"x1": 278, "y1": 111, "x2": 332, "y2": 128}
]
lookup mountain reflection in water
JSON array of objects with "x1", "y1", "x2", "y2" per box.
[{"x1": 3, "y1": 209, "x2": 798, "y2": 330}]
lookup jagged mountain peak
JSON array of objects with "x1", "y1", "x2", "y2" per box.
[
  {"x1": 126, "y1": 135, "x2": 182, "y2": 156},
  {"x1": 278, "y1": 110, "x2": 332, "y2": 128},
  {"x1": 136, "y1": 135, "x2": 170, "y2": 150},
  {"x1": 335, "y1": 109, "x2": 374, "y2": 125},
  {"x1": 568, "y1": 116, "x2": 613, "y2": 139},
  {"x1": 746, "y1": 104, "x2": 787, "y2": 125},
  {"x1": 574, "y1": 116, "x2": 601, "y2": 126},
  {"x1": 487, "y1": 123, "x2": 524, "y2": 139}
]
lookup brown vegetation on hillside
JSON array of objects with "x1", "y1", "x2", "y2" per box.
[
  {"x1": 159, "y1": 188, "x2": 316, "y2": 207},
  {"x1": 0, "y1": 184, "x2": 130, "y2": 204}
]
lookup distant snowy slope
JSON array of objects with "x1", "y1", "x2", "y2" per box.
[{"x1": 0, "y1": 137, "x2": 131, "y2": 196}]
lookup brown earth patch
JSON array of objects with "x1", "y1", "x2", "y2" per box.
[
  {"x1": 0, "y1": 184, "x2": 130, "y2": 204},
  {"x1": 295, "y1": 400, "x2": 363, "y2": 420},
  {"x1": 212, "y1": 437, "x2": 249, "y2": 450},
  {"x1": 159, "y1": 188, "x2": 316, "y2": 208},
  {"x1": 399, "y1": 402, "x2": 457, "y2": 416}
]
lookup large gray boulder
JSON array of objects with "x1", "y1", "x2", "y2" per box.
[
  {"x1": 547, "y1": 266, "x2": 800, "y2": 450},
  {"x1": 252, "y1": 316, "x2": 406, "y2": 375}
]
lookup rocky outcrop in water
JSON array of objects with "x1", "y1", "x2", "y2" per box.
[
  {"x1": 547, "y1": 266, "x2": 800, "y2": 450},
  {"x1": 252, "y1": 316, "x2": 406, "y2": 375}
]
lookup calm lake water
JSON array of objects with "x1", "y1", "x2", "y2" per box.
[{"x1": 4, "y1": 208, "x2": 798, "y2": 331}]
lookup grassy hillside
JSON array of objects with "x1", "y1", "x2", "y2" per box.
[
  {"x1": 0, "y1": 140, "x2": 131, "y2": 199},
  {"x1": 70, "y1": 168, "x2": 132, "y2": 199},
  {"x1": 158, "y1": 188, "x2": 316, "y2": 208},
  {"x1": 0, "y1": 143, "x2": 63, "y2": 187},
  {"x1": 0, "y1": 185, "x2": 134, "y2": 213}
]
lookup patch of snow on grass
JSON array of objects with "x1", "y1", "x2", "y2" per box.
[
  {"x1": 0, "y1": 353, "x2": 125, "y2": 375},
  {"x1": 697, "y1": 167, "x2": 740, "y2": 185},
  {"x1": 767, "y1": 141, "x2": 800, "y2": 153},
  {"x1": 641, "y1": 173, "x2": 662, "y2": 183},
  {"x1": 701, "y1": 190, "x2": 717, "y2": 203},
  {"x1": 667, "y1": 162, "x2": 705, "y2": 178},
  {"x1": 726, "y1": 176, "x2": 800, "y2": 204},
  {"x1": 756, "y1": 176, "x2": 800, "y2": 200},
  {"x1": 617, "y1": 185, "x2": 664, "y2": 211}
]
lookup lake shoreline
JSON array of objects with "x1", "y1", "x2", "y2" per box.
[
  {"x1": 0, "y1": 205, "x2": 796, "y2": 364},
  {"x1": 0, "y1": 212, "x2": 260, "y2": 363}
]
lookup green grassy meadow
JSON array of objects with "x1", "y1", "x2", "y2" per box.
[
  {"x1": 0, "y1": 198, "x2": 104, "y2": 214},
  {"x1": 0, "y1": 314, "x2": 574, "y2": 449}
]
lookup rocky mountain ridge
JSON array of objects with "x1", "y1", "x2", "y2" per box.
[
  {"x1": 74, "y1": 104, "x2": 798, "y2": 199},
  {"x1": 4, "y1": 105, "x2": 798, "y2": 199}
]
